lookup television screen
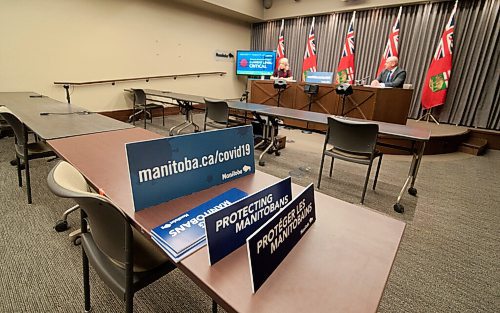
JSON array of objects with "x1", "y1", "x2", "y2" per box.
[{"x1": 236, "y1": 50, "x2": 276, "y2": 76}]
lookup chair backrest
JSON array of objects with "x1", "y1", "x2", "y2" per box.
[
  {"x1": 47, "y1": 161, "x2": 131, "y2": 265},
  {"x1": 0, "y1": 109, "x2": 26, "y2": 145},
  {"x1": 132, "y1": 89, "x2": 147, "y2": 106},
  {"x1": 326, "y1": 117, "x2": 379, "y2": 155},
  {"x1": 204, "y1": 98, "x2": 230, "y2": 124}
]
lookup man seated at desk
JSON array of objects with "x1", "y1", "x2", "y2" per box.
[
  {"x1": 371, "y1": 56, "x2": 406, "y2": 88},
  {"x1": 271, "y1": 58, "x2": 294, "y2": 81}
]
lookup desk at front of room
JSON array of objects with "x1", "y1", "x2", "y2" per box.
[{"x1": 249, "y1": 79, "x2": 413, "y2": 130}]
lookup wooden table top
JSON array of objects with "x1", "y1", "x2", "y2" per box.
[{"x1": 48, "y1": 126, "x2": 405, "y2": 313}]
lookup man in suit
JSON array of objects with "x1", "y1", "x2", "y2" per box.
[{"x1": 371, "y1": 56, "x2": 406, "y2": 88}]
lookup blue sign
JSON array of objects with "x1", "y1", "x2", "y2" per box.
[
  {"x1": 247, "y1": 183, "x2": 316, "y2": 293},
  {"x1": 205, "y1": 177, "x2": 292, "y2": 265},
  {"x1": 305, "y1": 72, "x2": 334, "y2": 84},
  {"x1": 126, "y1": 125, "x2": 255, "y2": 211},
  {"x1": 151, "y1": 188, "x2": 248, "y2": 263},
  {"x1": 151, "y1": 188, "x2": 247, "y2": 254}
]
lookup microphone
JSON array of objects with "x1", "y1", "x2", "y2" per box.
[
  {"x1": 39, "y1": 111, "x2": 94, "y2": 116},
  {"x1": 354, "y1": 76, "x2": 371, "y2": 86}
]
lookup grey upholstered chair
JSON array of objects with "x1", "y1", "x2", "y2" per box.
[
  {"x1": 47, "y1": 161, "x2": 176, "y2": 313},
  {"x1": 129, "y1": 89, "x2": 164, "y2": 129},
  {"x1": 317, "y1": 116, "x2": 383, "y2": 204},
  {"x1": 0, "y1": 107, "x2": 54, "y2": 204},
  {"x1": 203, "y1": 98, "x2": 240, "y2": 131}
]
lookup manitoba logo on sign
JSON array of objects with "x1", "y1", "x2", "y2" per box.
[{"x1": 222, "y1": 165, "x2": 252, "y2": 180}]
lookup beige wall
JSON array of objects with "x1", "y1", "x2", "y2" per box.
[
  {"x1": 0, "y1": 0, "x2": 251, "y2": 111},
  {"x1": 264, "y1": 0, "x2": 429, "y2": 19},
  {"x1": 202, "y1": 0, "x2": 264, "y2": 20}
]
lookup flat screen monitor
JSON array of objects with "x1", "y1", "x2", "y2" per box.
[{"x1": 236, "y1": 50, "x2": 276, "y2": 76}]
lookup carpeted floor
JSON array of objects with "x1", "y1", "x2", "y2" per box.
[{"x1": 0, "y1": 113, "x2": 498, "y2": 313}]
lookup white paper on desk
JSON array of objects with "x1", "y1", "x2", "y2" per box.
[{"x1": 363, "y1": 85, "x2": 392, "y2": 88}]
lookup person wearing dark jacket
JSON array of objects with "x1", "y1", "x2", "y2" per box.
[{"x1": 371, "y1": 56, "x2": 406, "y2": 88}]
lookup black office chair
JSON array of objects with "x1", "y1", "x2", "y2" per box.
[
  {"x1": 47, "y1": 161, "x2": 176, "y2": 313},
  {"x1": 0, "y1": 107, "x2": 55, "y2": 204},
  {"x1": 203, "y1": 98, "x2": 240, "y2": 131},
  {"x1": 0, "y1": 112, "x2": 11, "y2": 139},
  {"x1": 317, "y1": 117, "x2": 383, "y2": 204},
  {"x1": 129, "y1": 89, "x2": 165, "y2": 129}
]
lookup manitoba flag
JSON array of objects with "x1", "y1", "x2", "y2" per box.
[
  {"x1": 336, "y1": 12, "x2": 356, "y2": 84},
  {"x1": 376, "y1": 7, "x2": 402, "y2": 77},
  {"x1": 421, "y1": 1, "x2": 457, "y2": 109},
  {"x1": 302, "y1": 17, "x2": 317, "y2": 81},
  {"x1": 276, "y1": 19, "x2": 286, "y2": 68}
]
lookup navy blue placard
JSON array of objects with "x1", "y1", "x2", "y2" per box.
[
  {"x1": 305, "y1": 72, "x2": 334, "y2": 84},
  {"x1": 151, "y1": 188, "x2": 248, "y2": 255},
  {"x1": 126, "y1": 125, "x2": 255, "y2": 211},
  {"x1": 205, "y1": 177, "x2": 292, "y2": 265},
  {"x1": 246, "y1": 183, "x2": 316, "y2": 293},
  {"x1": 152, "y1": 236, "x2": 206, "y2": 263}
]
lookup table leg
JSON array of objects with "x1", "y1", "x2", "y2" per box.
[
  {"x1": 409, "y1": 141, "x2": 425, "y2": 193},
  {"x1": 393, "y1": 141, "x2": 425, "y2": 213},
  {"x1": 170, "y1": 101, "x2": 200, "y2": 135},
  {"x1": 23, "y1": 124, "x2": 32, "y2": 204},
  {"x1": 258, "y1": 121, "x2": 279, "y2": 166},
  {"x1": 169, "y1": 121, "x2": 186, "y2": 136}
]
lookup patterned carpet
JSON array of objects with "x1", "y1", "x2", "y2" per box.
[{"x1": 0, "y1": 114, "x2": 498, "y2": 313}]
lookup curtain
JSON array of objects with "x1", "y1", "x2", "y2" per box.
[{"x1": 251, "y1": 0, "x2": 499, "y2": 130}]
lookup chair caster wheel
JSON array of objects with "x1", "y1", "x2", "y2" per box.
[
  {"x1": 73, "y1": 236, "x2": 81, "y2": 246},
  {"x1": 408, "y1": 187, "x2": 417, "y2": 196},
  {"x1": 393, "y1": 203, "x2": 404, "y2": 213},
  {"x1": 54, "y1": 220, "x2": 69, "y2": 232},
  {"x1": 259, "y1": 161, "x2": 265, "y2": 166}
]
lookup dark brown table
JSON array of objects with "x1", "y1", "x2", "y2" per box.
[{"x1": 48, "y1": 127, "x2": 406, "y2": 313}]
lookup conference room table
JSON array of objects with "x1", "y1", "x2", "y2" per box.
[
  {"x1": 47, "y1": 126, "x2": 406, "y2": 313},
  {"x1": 0, "y1": 92, "x2": 133, "y2": 139},
  {"x1": 129, "y1": 89, "x2": 208, "y2": 135},
  {"x1": 134, "y1": 89, "x2": 246, "y2": 136},
  {"x1": 0, "y1": 92, "x2": 134, "y2": 203}
]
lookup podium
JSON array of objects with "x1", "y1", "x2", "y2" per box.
[{"x1": 249, "y1": 80, "x2": 413, "y2": 131}]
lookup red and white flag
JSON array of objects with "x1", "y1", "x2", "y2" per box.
[
  {"x1": 302, "y1": 17, "x2": 317, "y2": 81},
  {"x1": 336, "y1": 12, "x2": 356, "y2": 84},
  {"x1": 421, "y1": 1, "x2": 457, "y2": 109},
  {"x1": 276, "y1": 19, "x2": 286, "y2": 68},
  {"x1": 376, "y1": 7, "x2": 402, "y2": 77}
]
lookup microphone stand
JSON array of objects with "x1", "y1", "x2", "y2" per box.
[
  {"x1": 276, "y1": 88, "x2": 284, "y2": 107},
  {"x1": 340, "y1": 94, "x2": 347, "y2": 116},
  {"x1": 302, "y1": 93, "x2": 314, "y2": 134}
]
